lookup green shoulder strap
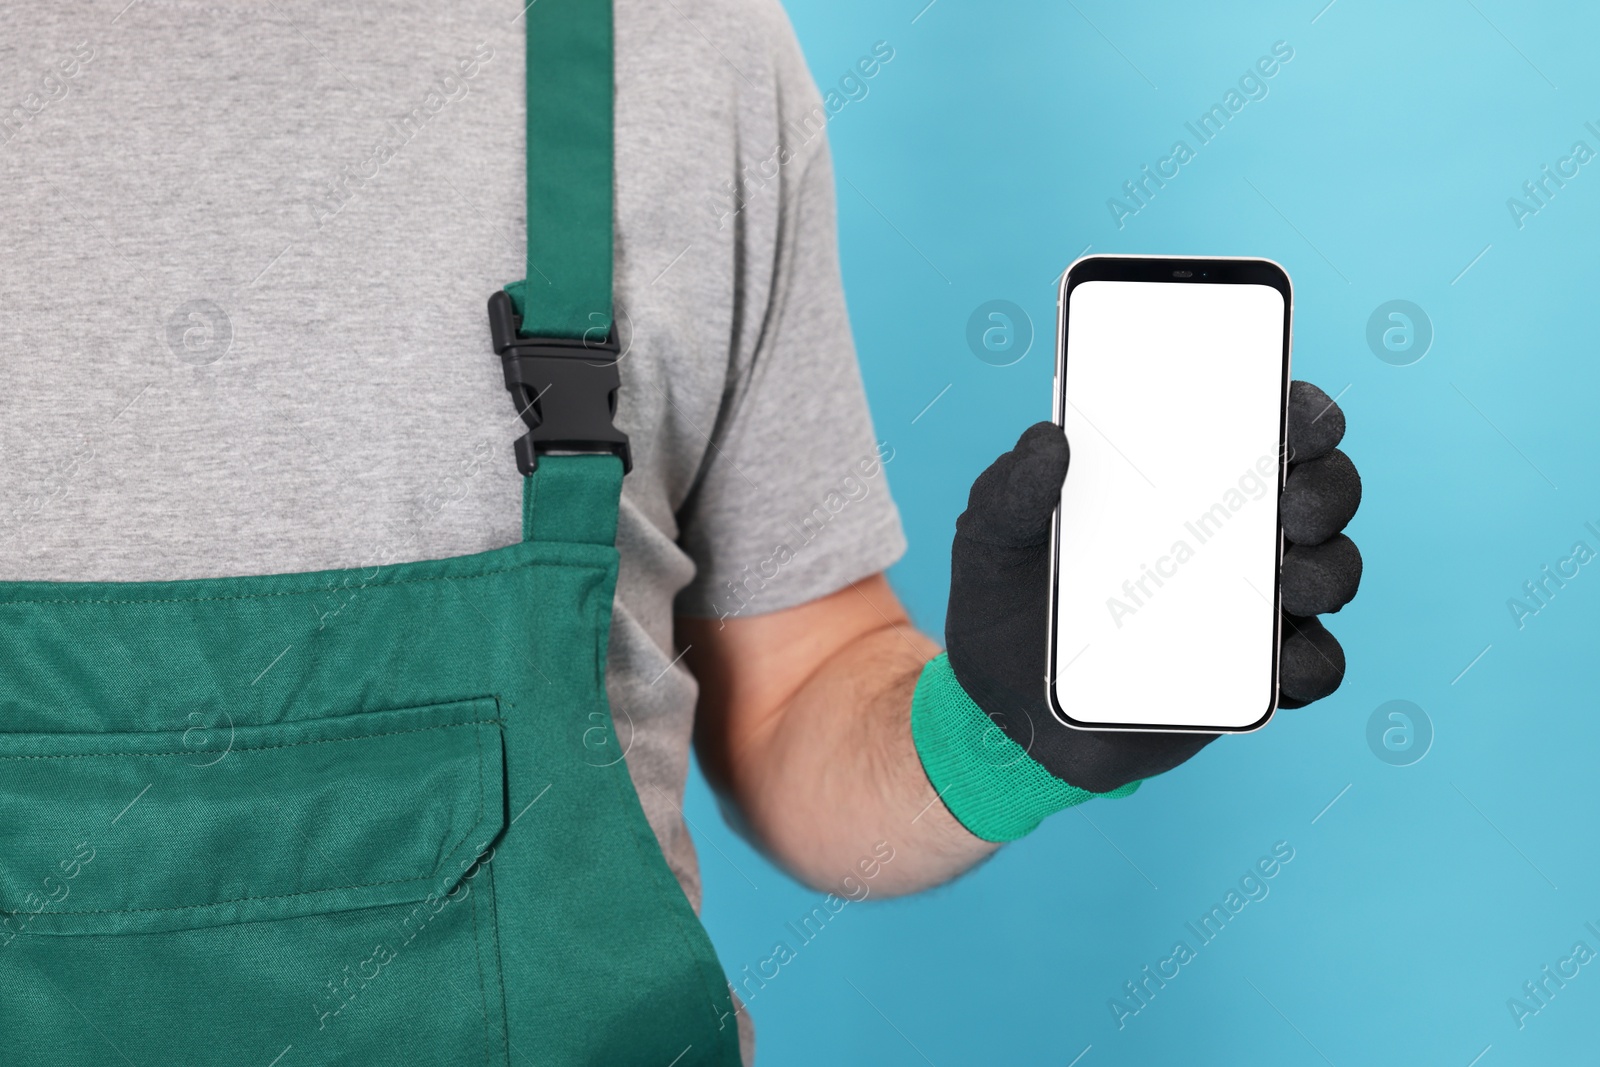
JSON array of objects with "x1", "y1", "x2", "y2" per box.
[
  {"x1": 504, "y1": 0, "x2": 613, "y2": 340},
  {"x1": 491, "y1": 0, "x2": 629, "y2": 533}
]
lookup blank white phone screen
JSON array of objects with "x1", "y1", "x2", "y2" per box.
[{"x1": 1054, "y1": 280, "x2": 1286, "y2": 730}]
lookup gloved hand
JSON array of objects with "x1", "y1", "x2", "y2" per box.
[{"x1": 911, "y1": 381, "x2": 1361, "y2": 840}]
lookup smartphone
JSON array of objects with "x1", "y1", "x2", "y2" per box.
[{"x1": 1048, "y1": 255, "x2": 1291, "y2": 733}]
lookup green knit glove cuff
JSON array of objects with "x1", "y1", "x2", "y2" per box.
[{"x1": 910, "y1": 653, "x2": 1140, "y2": 843}]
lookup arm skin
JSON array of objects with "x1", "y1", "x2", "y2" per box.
[{"x1": 682, "y1": 574, "x2": 995, "y2": 897}]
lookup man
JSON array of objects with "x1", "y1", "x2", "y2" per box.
[{"x1": 0, "y1": 0, "x2": 1357, "y2": 1062}]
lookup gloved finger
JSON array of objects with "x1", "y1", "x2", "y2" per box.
[
  {"x1": 1282, "y1": 448, "x2": 1361, "y2": 546},
  {"x1": 1277, "y1": 613, "x2": 1345, "y2": 708},
  {"x1": 1286, "y1": 380, "x2": 1345, "y2": 464},
  {"x1": 1281, "y1": 534, "x2": 1362, "y2": 616},
  {"x1": 1027, "y1": 724, "x2": 1219, "y2": 794},
  {"x1": 955, "y1": 421, "x2": 1068, "y2": 548}
]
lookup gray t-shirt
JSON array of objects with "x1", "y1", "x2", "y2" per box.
[{"x1": 0, "y1": 0, "x2": 905, "y2": 1052}]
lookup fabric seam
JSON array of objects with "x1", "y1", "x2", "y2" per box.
[{"x1": 0, "y1": 558, "x2": 605, "y2": 608}]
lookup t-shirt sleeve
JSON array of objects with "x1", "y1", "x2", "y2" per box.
[{"x1": 673, "y1": 37, "x2": 906, "y2": 622}]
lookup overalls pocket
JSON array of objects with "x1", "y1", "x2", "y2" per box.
[{"x1": 0, "y1": 698, "x2": 510, "y2": 1067}]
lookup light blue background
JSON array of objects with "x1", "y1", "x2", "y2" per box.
[{"x1": 684, "y1": 1, "x2": 1600, "y2": 1063}]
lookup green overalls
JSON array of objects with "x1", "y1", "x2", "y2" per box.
[{"x1": 0, "y1": 1, "x2": 743, "y2": 1063}]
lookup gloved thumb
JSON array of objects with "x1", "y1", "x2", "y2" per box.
[{"x1": 954, "y1": 422, "x2": 1068, "y2": 549}]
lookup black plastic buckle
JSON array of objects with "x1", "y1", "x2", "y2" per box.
[{"x1": 487, "y1": 290, "x2": 632, "y2": 475}]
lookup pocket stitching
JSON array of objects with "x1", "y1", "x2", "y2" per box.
[
  {"x1": 0, "y1": 718, "x2": 501, "y2": 762},
  {"x1": 5, "y1": 719, "x2": 504, "y2": 919}
]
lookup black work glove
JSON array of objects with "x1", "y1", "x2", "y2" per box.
[{"x1": 944, "y1": 381, "x2": 1361, "y2": 794}]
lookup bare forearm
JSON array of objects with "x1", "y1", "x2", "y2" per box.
[
  {"x1": 740, "y1": 625, "x2": 995, "y2": 893},
  {"x1": 686, "y1": 579, "x2": 996, "y2": 897}
]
